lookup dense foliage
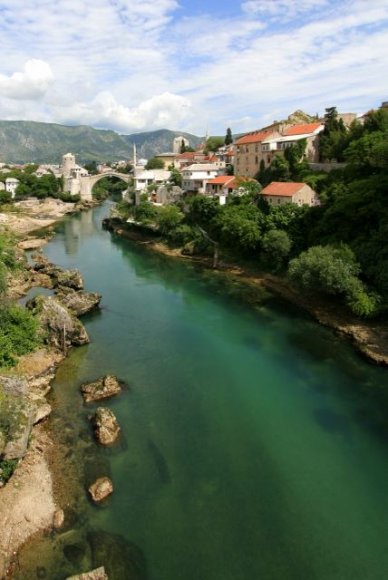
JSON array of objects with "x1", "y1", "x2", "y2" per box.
[
  {"x1": 0, "y1": 232, "x2": 40, "y2": 367},
  {"x1": 117, "y1": 106, "x2": 388, "y2": 318}
]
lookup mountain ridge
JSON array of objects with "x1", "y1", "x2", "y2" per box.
[{"x1": 0, "y1": 121, "x2": 202, "y2": 164}]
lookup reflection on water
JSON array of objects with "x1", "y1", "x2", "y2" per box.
[{"x1": 16, "y1": 202, "x2": 388, "y2": 580}]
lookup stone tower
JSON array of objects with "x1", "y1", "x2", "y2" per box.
[{"x1": 61, "y1": 153, "x2": 76, "y2": 178}]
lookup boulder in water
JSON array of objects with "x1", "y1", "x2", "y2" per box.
[
  {"x1": 55, "y1": 287, "x2": 101, "y2": 316},
  {"x1": 93, "y1": 407, "x2": 120, "y2": 446},
  {"x1": 27, "y1": 295, "x2": 89, "y2": 349},
  {"x1": 66, "y1": 567, "x2": 108, "y2": 580},
  {"x1": 88, "y1": 477, "x2": 113, "y2": 503},
  {"x1": 81, "y1": 375, "x2": 122, "y2": 403}
]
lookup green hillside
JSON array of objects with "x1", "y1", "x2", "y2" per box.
[{"x1": 0, "y1": 121, "x2": 201, "y2": 164}]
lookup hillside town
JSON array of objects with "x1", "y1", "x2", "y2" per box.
[{"x1": 2, "y1": 104, "x2": 385, "y2": 209}]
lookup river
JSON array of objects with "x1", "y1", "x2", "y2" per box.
[{"x1": 17, "y1": 202, "x2": 388, "y2": 579}]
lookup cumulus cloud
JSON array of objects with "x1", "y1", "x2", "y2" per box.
[
  {"x1": 0, "y1": 60, "x2": 54, "y2": 100},
  {"x1": 59, "y1": 91, "x2": 192, "y2": 133}
]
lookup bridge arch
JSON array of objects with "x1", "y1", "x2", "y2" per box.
[{"x1": 80, "y1": 172, "x2": 132, "y2": 200}]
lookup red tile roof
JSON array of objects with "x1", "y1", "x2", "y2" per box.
[
  {"x1": 283, "y1": 123, "x2": 323, "y2": 136},
  {"x1": 261, "y1": 182, "x2": 306, "y2": 196},
  {"x1": 235, "y1": 131, "x2": 274, "y2": 145},
  {"x1": 207, "y1": 176, "x2": 235, "y2": 186}
]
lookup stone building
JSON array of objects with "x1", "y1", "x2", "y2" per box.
[{"x1": 261, "y1": 181, "x2": 320, "y2": 207}]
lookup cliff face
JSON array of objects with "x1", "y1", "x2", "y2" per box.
[{"x1": 0, "y1": 121, "x2": 201, "y2": 164}]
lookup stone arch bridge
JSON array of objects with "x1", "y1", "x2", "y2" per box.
[{"x1": 79, "y1": 172, "x2": 132, "y2": 200}]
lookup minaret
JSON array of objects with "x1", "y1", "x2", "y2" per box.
[{"x1": 133, "y1": 144, "x2": 137, "y2": 168}]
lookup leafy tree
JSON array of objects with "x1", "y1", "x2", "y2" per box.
[
  {"x1": 84, "y1": 161, "x2": 98, "y2": 174},
  {"x1": 156, "y1": 205, "x2": 184, "y2": 236},
  {"x1": 168, "y1": 167, "x2": 183, "y2": 187},
  {"x1": 224, "y1": 128, "x2": 233, "y2": 145},
  {"x1": 319, "y1": 106, "x2": 348, "y2": 162},
  {"x1": 215, "y1": 203, "x2": 261, "y2": 252},
  {"x1": 204, "y1": 136, "x2": 224, "y2": 154},
  {"x1": 134, "y1": 201, "x2": 158, "y2": 223},
  {"x1": 262, "y1": 229, "x2": 292, "y2": 271},
  {"x1": 145, "y1": 157, "x2": 165, "y2": 170},
  {"x1": 288, "y1": 244, "x2": 379, "y2": 317}
]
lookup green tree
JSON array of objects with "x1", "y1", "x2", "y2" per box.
[
  {"x1": 262, "y1": 229, "x2": 292, "y2": 271},
  {"x1": 180, "y1": 140, "x2": 187, "y2": 154},
  {"x1": 145, "y1": 157, "x2": 165, "y2": 170},
  {"x1": 134, "y1": 201, "x2": 158, "y2": 223},
  {"x1": 215, "y1": 204, "x2": 261, "y2": 252},
  {"x1": 168, "y1": 167, "x2": 183, "y2": 187},
  {"x1": 204, "y1": 136, "x2": 224, "y2": 154},
  {"x1": 156, "y1": 205, "x2": 184, "y2": 236},
  {"x1": 224, "y1": 128, "x2": 233, "y2": 145},
  {"x1": 288, "y1": 244, "x2": 379, "y2": 317}
]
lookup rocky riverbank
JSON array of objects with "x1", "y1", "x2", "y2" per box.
[
  {"x1": 0, "y1": 199, "x2": 101, "y2": 577},
  {"x1": 104, "y1": 218, "x2": 388, "y2": 367}
]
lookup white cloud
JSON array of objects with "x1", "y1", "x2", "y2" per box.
[
  {"x1": 241, "y1": 0, "x2": 330, "y2": 19},
  {"x1": 57, "y1": 91, "x2": 192, "y2": 133},
  {"x1": 0, "y1": 0, "x2": 387, "y2": 134},
  {"x1": 0, "y1": 60, "x2": 54, "y2": 100}
]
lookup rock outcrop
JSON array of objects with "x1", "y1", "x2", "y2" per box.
[
  {"x1": 55, "y1": 287, "x2": 101, "y2": 316},
  {"x1": 26, "y1": 295, "x2": 89, "y2": 349},
  {"x1": 32, "y1": 254, "x2": 84, "y2": 290},
  {"x1": 81, "y1": 375, "x2": 123, "y2": 404},
  {"x1": 66, "y1": 566, "x2": 108, "y2": 580},
  {"x1": 88, "y1": 477, "x2": 113, "y2": 503},
  {"x1": 93, "y1": 408, "x2": 120, "y2": 446},
  {"x1": 0, "y1": 376, "x2": 36, "y2": 460}
]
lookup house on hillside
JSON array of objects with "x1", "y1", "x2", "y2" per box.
[
  {"x1": 206, "y1": 175, "x2": 236, "y2": 204},
  {"x1": 133, "y1": 168, "x2": 171, "y2": 193},
  {"x1": 182, "y1": 163, "x2": 226, "y2": 193},
  {"x1": 235, "y1": 122, "x2": 324, "y2": 178},
  {"x1": 261, "y1": 182, "x2": 319, "y2": 207}
]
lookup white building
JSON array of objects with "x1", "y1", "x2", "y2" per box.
[
  {"x1": 133, "y1": 169, "x2": 171, "y2": 193},
  {"x1": 5, "y1": 177, "x2": 19, "y2": 198},
  {"x1": 182, "y1": 162, "x2": 226, "y2": 193}
]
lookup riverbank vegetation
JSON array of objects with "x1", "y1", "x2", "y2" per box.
[
  {"x1": 115, "y1": 107, "x2": 388, "y2": 319},
  {"x1": 0, "y1": 231, "x2": 40, "y2": 367}
]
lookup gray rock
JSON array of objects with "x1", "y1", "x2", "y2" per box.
[
  {"x1": 81, "y1": 375, "x2": 122, "y2": 404},
  {"x1": 55, "y1": 269, "x2": 84, "y2": 290},
  {"x1": 0, "y1": 376, "x2": 29, "y2": 397},
  {"x1": 34, "y1": 403, "x2": 52, "y2": 424},
  {"x1": 88, "y1": 477, "x2": 113, "y2": 503},
  {"x1": 3, "y1": 401, "x2": 36, "y2": 460},
  {"x1": 93, "y1": 408, "x2": 120, "y2": 446},
  {"x1": 27, "y1": 295, "x2": 89, "y2": 349},
  {"x1": 55, "y1": 287, "x2": 101, "y2": 316},
  {"x1": 66, "y1": 567, "x2": 108, "y2": 580}
]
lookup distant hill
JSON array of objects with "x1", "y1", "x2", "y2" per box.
[{"x1": 0, "y1": 121, "x2": 202, "y2": 164}]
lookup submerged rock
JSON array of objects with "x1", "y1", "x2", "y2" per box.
[
  {"x1": 53, "y1": 508, "x2": 65, "y2": 529},
  {"x1": 87, "y1": 530, "x2": 147, "y2": 580},
  {"x1": 81, "y1": 375, "x2": 123, "y2": 404},
  {"x1": 88, "y1": 477, "x2": 113, "y2": 503},
  {"x1": 27, "y1": 295, "x2": 89, "y2": 349},
  {"x1": 66, "y1": 567, "x2": 108, "y2": 580},
  {"x1": 93, "y1": 408, "x2": 120, "y2": 446},
  {"x1": 55, "y1": 287, "x2": 101, "y2": 316}
]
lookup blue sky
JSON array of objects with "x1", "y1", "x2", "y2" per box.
[{"x1": 0, "y1": 0, "x2": 387, "y2": 137}]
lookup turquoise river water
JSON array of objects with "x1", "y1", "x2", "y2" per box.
[{"x1": 17, "y1": 202, "x2": 388, "y2": 579}]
